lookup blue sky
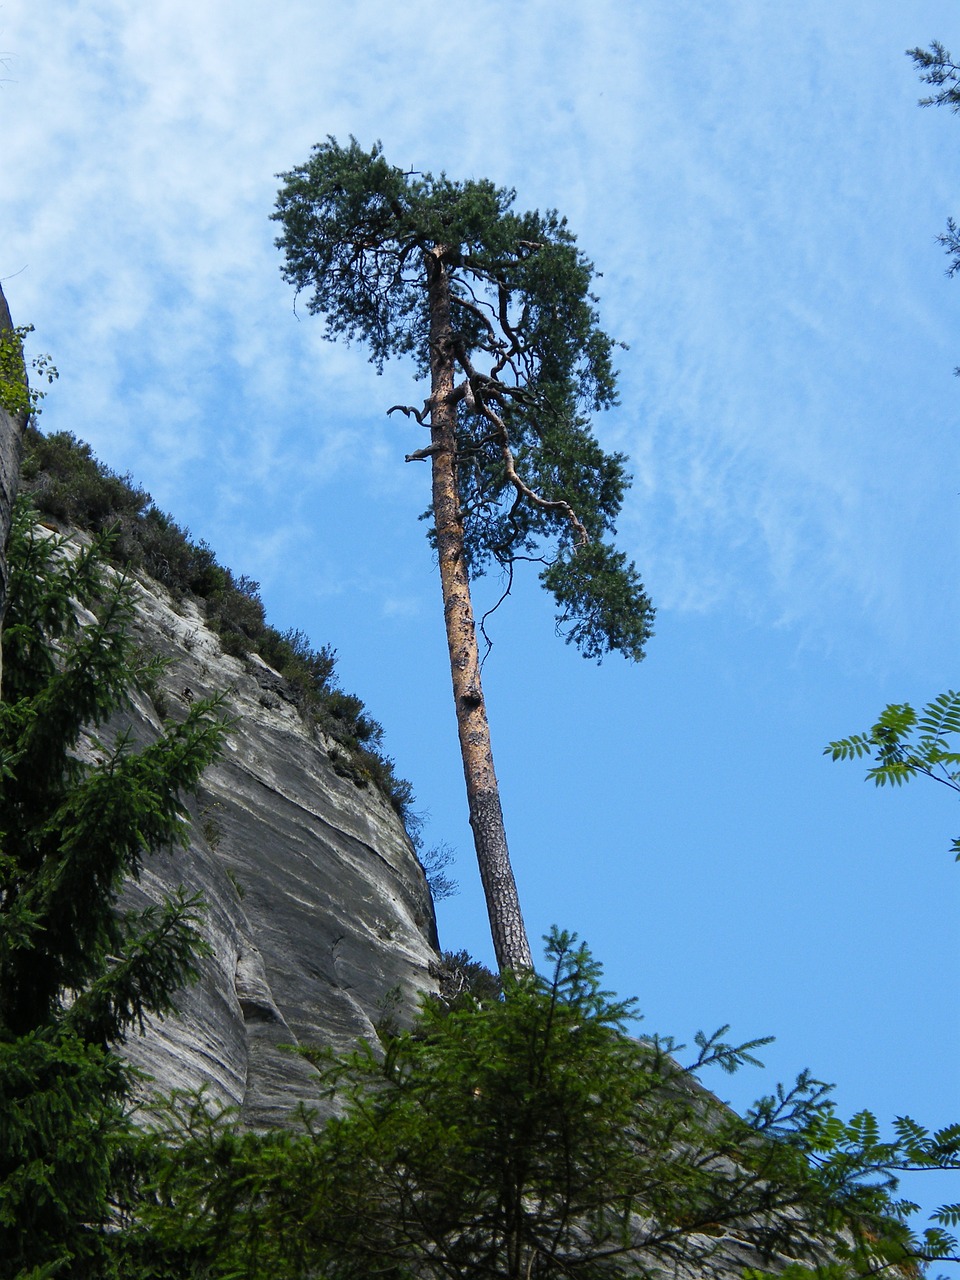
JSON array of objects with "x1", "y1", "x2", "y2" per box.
[{"x1": 3, "y1": 0, "x2": 960, "y2": 1252}]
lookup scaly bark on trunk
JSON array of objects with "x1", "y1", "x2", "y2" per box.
[
  {"x1": 0, "y1": 284, "x2": 28, "y2": 700},
  {"x1": 426, "y1": 248, "x2": 533, "y2": 974}
]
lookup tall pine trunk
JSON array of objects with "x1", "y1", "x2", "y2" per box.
[{"x1": 426, "y1": 249, "x2": 533, "y2": 974}]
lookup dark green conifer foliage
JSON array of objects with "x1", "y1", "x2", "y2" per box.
[
  {"x1": 272, "y1": 138, "x2": 653, "y2": 662},
  {"x1": 909, "y1": 42, "x2": 960, "y2": 288},
  {"x1": 0, "y1": 502, "x2": 228, "y2": 1277}
]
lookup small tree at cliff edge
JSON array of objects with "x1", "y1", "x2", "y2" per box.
[{"x1": 273, "y1": 139, "x2": 653, "y2": 972}]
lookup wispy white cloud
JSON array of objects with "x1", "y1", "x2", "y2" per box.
[
  {"x1": 2, "y1": 0, "x2": 959, "y2": 668},
  {"x1": 381, "y1": 594, "x2": 423, "y2": 621}
]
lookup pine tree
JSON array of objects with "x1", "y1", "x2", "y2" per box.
[
  {"x1": 0, "y1": 502, "x2": 228, "y2": 1277},
  {"x1": 273, "y1": 139, "x2": 654, "y2": 971}
]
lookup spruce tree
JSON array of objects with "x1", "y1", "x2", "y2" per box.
[
  {"x1": 0, "y1": 502, "x2": 228, "y2": 1277},
  {"x1": 273, "y1": 139, "x2": 654, "y2": 971}
]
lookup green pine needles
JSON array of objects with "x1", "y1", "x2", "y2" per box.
[{"x1": 273, "y1": 137, "x2": 653, "y2": 663}]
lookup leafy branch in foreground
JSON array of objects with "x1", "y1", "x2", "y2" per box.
[
  {"x1": 0, "y1": 322, "x2": 57, "y2": 421},
  {"x1": 825, "y1": 691, "x2": 960, "y2": 858},
  {"x1": 127, "y1": 929, "x2": 955, "y2": 1280}
]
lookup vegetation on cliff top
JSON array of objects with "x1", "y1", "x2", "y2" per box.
[{"x1": 20, "y1": 424, "x2": 417, "y2": 824}]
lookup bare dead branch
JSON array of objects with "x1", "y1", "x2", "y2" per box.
[
  {"x1": 405, "y1": 444, "x2": 443, "y2": 463},
  {"x1": 478, "y1": 559, "x2": 515, "y2": 670},
  {"x1": 387, "y1": 400, "x2": 433, "y2": 426}
]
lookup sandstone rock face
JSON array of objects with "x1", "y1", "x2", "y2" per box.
[{"x1": 109, "y1": 562, "x2": 439, "y2": 1128}]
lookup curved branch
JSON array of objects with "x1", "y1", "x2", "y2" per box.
[
  {"x1": 497, "y1": 280, "x2": 524, "y2": 364},
  {"x1": 495, "y1": 415, "x2": 589, "y2": 546},
  {"x1": 455, "y1": 359, "x2": 590, "y2": 549},
  {"x1": 478, "y1": 558, "x2": 515, "y2": 671},
  {"x1": 450, "y1": 275, "x2": 500, "y2": 333},
  {"x1": 448, "y1": 286, "x2": 511, "y2": 378},
  {"x1": 387, "y1": 399, "x2": 434, "y2": 426}
]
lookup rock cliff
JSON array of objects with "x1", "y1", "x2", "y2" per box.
[{"x1": 105, "y1": 552, "x2": 439, "y2": 1129}]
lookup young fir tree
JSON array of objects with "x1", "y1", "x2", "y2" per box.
[
  {"x1": 273, "y1": 139, "x2": 654, "y2": 972},
  {"x1": 0, "y1": 502, "x2": 228, "y2": 1278}
]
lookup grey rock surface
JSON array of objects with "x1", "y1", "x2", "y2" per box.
[{"x1": 101, "y1": 556, "x2": 439, "y2": 1128}]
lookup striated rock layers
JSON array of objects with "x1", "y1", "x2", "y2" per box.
[{"x1": 104, "y1": 552, "x2": 439, "y2": 1129}]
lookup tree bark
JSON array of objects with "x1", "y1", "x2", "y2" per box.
[
  {"x1": 0, "y1": 283, "x2": 27, "y2": 699},
  {"x1": 425, "y1": 249, "x2": 533, "y2": 974}
]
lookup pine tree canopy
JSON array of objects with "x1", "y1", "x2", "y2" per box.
[{"x1": 273, "y1": 137, "x2": 654, "y2": 663}]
